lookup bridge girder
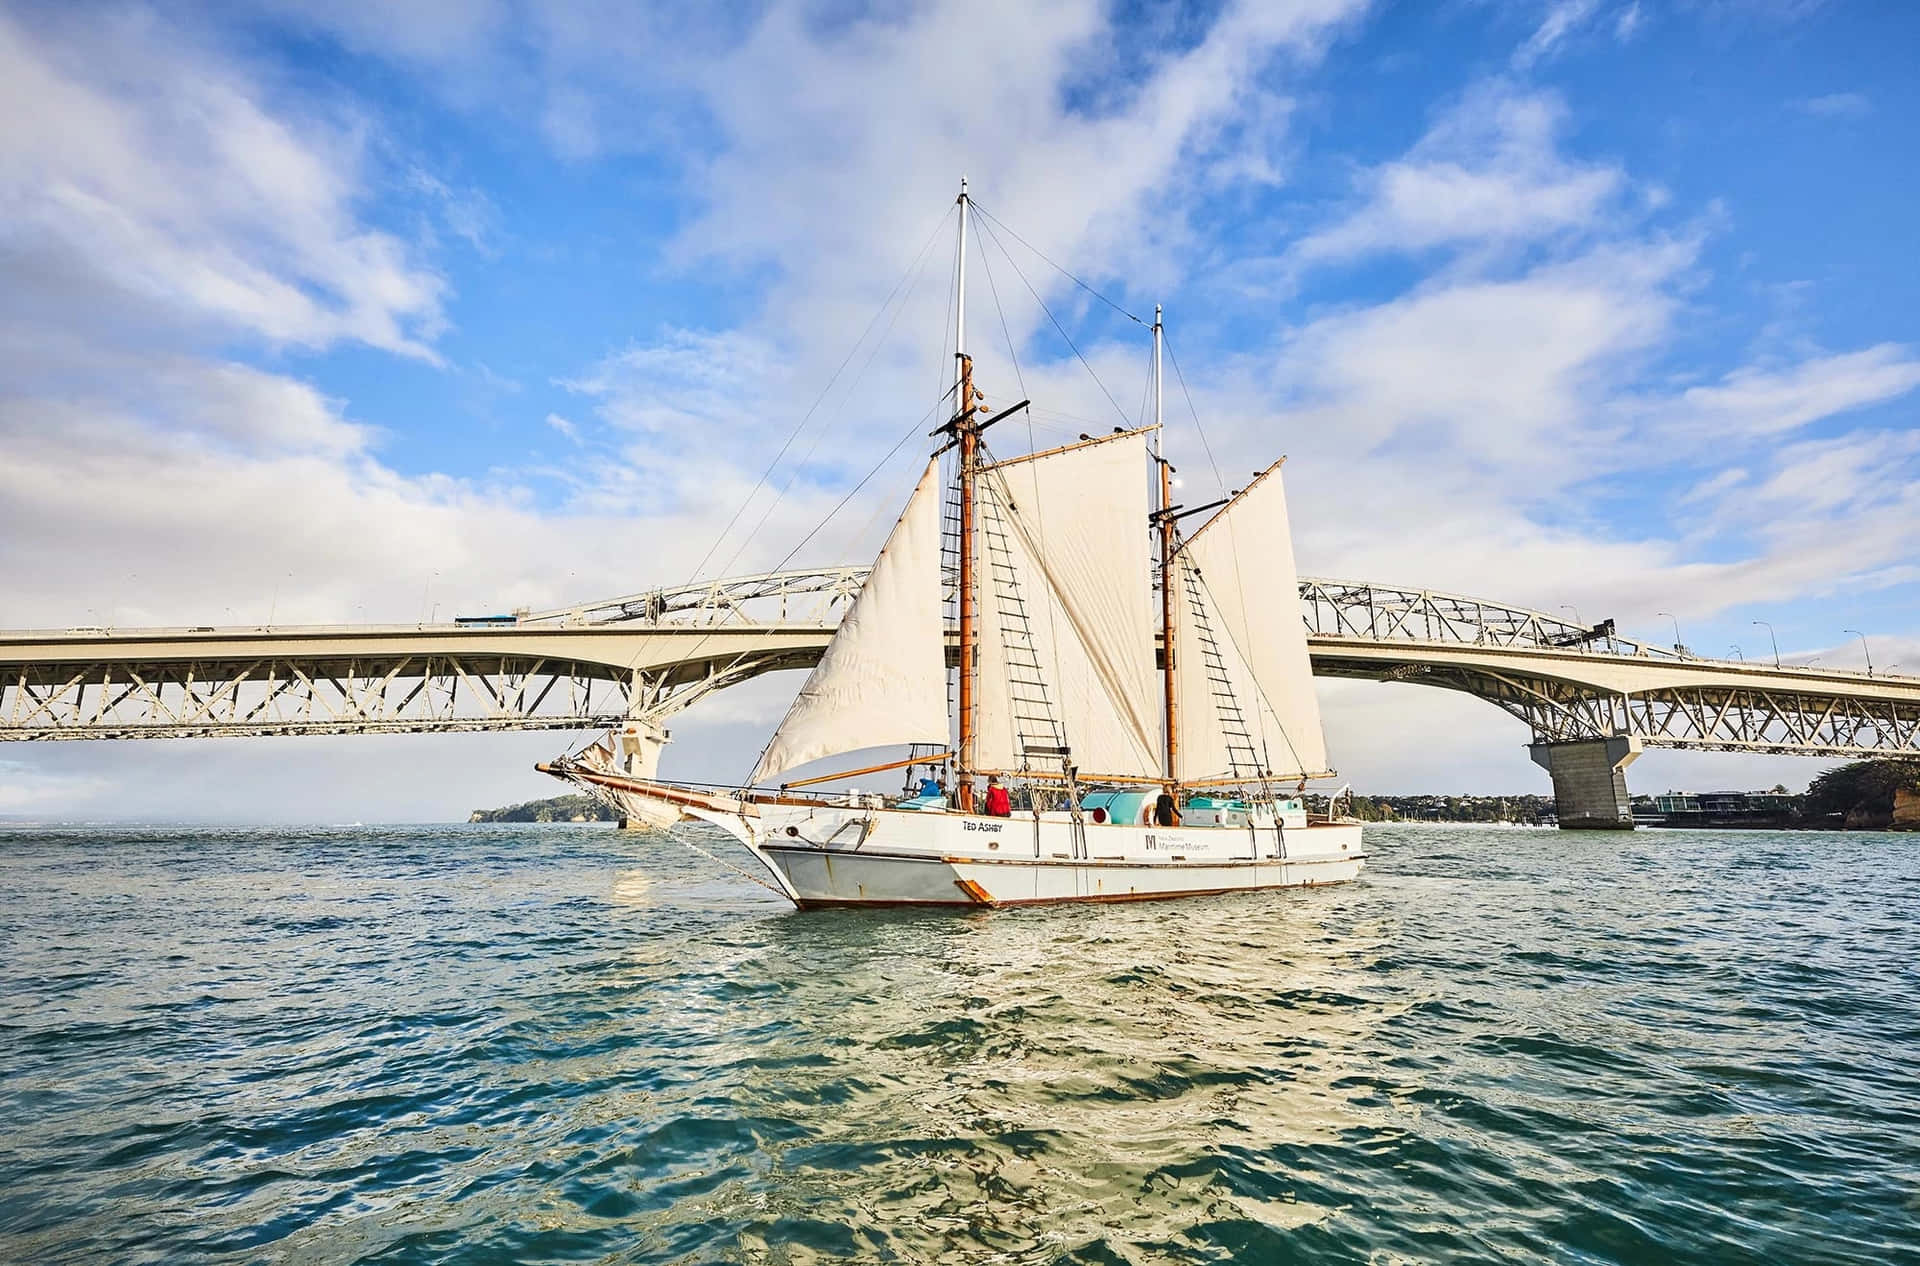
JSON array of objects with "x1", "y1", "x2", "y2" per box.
[
  {"x1": 0, "y1": 649, "x2": 821, "y2": 741},
  {"x1": 1324, "y1": 660, "x2": 1920, "y2": 759},
  {"x1": 3, "y1": 571, "x2": 1916, "y2": 760}
]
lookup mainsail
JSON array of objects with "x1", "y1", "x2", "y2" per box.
[
  {"x1": 1171, "y1": 460, "x2": 1329, "y2": 782},
  {"x1": 749, "y1": 458, "x2": 949, "y2": 784},
  {"x1": 972, "y1": 430, "x2": 1163, "y2": 779}
]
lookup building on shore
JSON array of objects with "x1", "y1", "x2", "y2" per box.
[{"x1": 1649, "y1": 789, "x2": 1798, "y2": 828}]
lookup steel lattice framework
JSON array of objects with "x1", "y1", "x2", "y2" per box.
[
  {"x1": 1297, "y1": 578, "x2": 1920, "y2": 758},
  {"x1": 3, "y1": 569, "x2": 1916, "y2": 758},
  {"x1": 2, "y1": 655, "x2": 634, "y2": 740},
  {"x1": 1, "y1": 569, "x2": 869, "y2": 742},
  {"x1": 1437, "y1": 671, "x2": 1920, "y2": 757},
  {"x1": 1297, "y1": 578, "x2": 1677, "y2": 660},
  {"x1": 519, "y1": 567, "x2": 871, "y2": 628}
]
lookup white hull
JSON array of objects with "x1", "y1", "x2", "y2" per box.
[
  {"x1": 704, "y1": 795, "x2": 1363, "y2": 908},
  {"x1": 761, "y1": 841, "x2": 1364, "y2": 907},
  {"x1": 543, "y1": 768, "x2": 1366, "y2": 908}
]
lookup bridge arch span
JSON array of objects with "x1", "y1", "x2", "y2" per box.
[{"x1": 4, "y1": 570, "x2": 1915, "y2": 825}]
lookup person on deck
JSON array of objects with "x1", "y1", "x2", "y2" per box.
[
  {"x1": 917, "y1": 773, "x2": 941, "y2": 799},
  {"x1": 984, "y1": 775, "x2": 1012, "y2": 818},
  {"x1": 1154, "y1": 789, "x2": 1180, "y2": 827}
]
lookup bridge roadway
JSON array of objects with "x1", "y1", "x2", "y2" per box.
[{"x1": 4, "y1": 569, "x2": 1916, "y2": 827}]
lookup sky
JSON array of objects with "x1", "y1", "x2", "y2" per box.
[{"x1": 2, "y1": 0, "x2": 1916, "y2": 822}]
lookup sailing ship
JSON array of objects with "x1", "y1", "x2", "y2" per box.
[{"x1": 544, "y1": 180, "x2": 1365, "y2": 908}]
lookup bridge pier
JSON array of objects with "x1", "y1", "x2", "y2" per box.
[
  {"x1": 1530, "y1": 737, "x2": 1641, "y2": 830},
  {"x1": 615, "y1": 720, "x2": 668, "y2": 779},
  {"x1": 610, "y1": 721, "x2": 677, "y2": 830}
]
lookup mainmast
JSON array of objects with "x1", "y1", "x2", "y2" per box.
[
  {"x1": 953, "y1": 177, "x2": 981, "y2": 813},
  {"x1": 1153, "y1": 304, "x2": 1178, "y2": 787}
]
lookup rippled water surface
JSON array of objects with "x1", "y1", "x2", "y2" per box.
[{"x1": 3, "y1": 823, "x2": 1919, "y2": 1264}]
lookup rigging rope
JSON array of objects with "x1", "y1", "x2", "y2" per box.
[
  {"x1": 668, "y1": 825, "x2": 786, "y2": 895},
  {"x1": 714, "y1": 227, "x2": 947, "y2": 581},
  {"x1": 764, "y1": 406, "x2": 943, "y2": 577},
  {"x1": 974, "y1": 219, "x2": 1028, "y2": 401},
  {"x1": 549, "y1": 750, "x2": 786, "y2": 894},
  {"x1": 710, "y1": 212, "x2": 953, "y2": 583},
  {"x1": 1162, "y1": 331, "x2": 1227, "y2": 497},
  {"x1": 972, "y1": 214, "x2": 1135, "y2": 428},
  {"x1": 971, "y1": 202, "x2": 1147, "y2": 327},
  {"x1": 668, "y1": 210, "x2": 958, "y2": 776},
  {"x1": 734, "y1": 407, "x2": 946, "y2": 784},
  {"x1": 683, "y1": 204, "x2": 955, "y2": 588}
]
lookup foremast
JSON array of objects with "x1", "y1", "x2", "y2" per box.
[{"x1": 951, "y1": 177, "x2": 982, "y2": 814}]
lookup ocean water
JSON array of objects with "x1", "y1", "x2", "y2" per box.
[{"x1": 2, "y1": 823, "x2": 1917, "y2": 1265}]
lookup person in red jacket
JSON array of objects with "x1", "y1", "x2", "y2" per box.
[{"x1": 983, "y1": 774, "x2": 1012, "y2": 817}]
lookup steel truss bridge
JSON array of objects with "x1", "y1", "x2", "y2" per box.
[
  {"x1": 3, "y1": 569, "x2": 1916, "y2": 761},
  {"x1": 1294, "y1": 580, "x2": 1920, "y2": 760}
]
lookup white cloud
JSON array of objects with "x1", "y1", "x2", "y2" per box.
[
  {"x1": 1660, "y1": 344, "x2": 1920, "y2": 440},
  {"x1": 0, "y1": 7, "x2": 445, "y2": 359},
  {"x1": 565, "y1": 329, "x2": 781, "y2": 440},
  {"x1": 670, "y1": 0, "x2": 1367, "y2": 349},
  {"x1": 1513, "y1": 0, "x2": 1601, "y2": 69},
  {"x1": 1678, "y1": 466, "x2": 1748, "y2": 506},
  {"x1": 1270, "y1": 237, "x2": 1689, "y2": 478},
  {"x1": 1738, "y1": 427, "x2": 1920, "y2": 522},
  {"x1": 1287, "y1": 86, "x2": 1627, "y2": 273},
  {"x1": 256, "y1": 0, "x2": 512, "y2": 70},
  {"x1": 1162, "y1": 78, "x2": 1920, "y2": 647},
  {"x1": 1798, "y1": 91, "x2": 1871, "y2": 119}
]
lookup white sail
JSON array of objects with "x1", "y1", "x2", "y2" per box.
[
  {"x1": 973, "y1": 430, "x2": 1162, "y2": 779},
  {"x1": 1172, "y1": 460, "x2": 1329, "y2": 782},
  {"x1": 750, "y1": 459, "x2": 949, "y2": 784}
]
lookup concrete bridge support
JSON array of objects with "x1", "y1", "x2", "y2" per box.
[
  {"x1": 1530, "y1": 736, "x2": 1641, "y2": 830},
  {"x1": 610, "y1": 721, "x2": 678, "y2": 831},
  {"x1": 615, "y1": 720, "x2": 668, "y2": 780}
]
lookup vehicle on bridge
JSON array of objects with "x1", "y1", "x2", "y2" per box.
[{"x1": 546, "y1": 182, "x2": 1362, "y2": 907}]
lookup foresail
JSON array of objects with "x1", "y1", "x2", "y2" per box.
[
  {"x1": 749, "y1": 459, "x2": 948, "y2": 784},
  {"x1": 1173, "y1": 461, "x2": 1329, "y2": 782},
  {"x1": 973, "y1": 430, "x2": 1162, "y2": 779}
]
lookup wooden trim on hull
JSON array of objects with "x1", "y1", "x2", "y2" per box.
[
  {"x1": 760, "y1": 844, "x2": 1367, "y2": 870},
  {"x1": 793, "y1": 877, "x2": 1354, "y2": 911}
]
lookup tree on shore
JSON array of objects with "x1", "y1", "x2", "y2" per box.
[{"x1": 1804, "y1": 759, "x2": 1920, "y2": 828}]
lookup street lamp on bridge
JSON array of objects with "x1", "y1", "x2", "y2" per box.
[
  {"x1": 1844, "y1": 629, "x2": 1875, "y2": 677},
  {"x1": 1657, "y1": 611, "x2": 1683, "y2": 653},
  {"x1": 1752, "y1": 620, "x2": 1780, "y2": 668}
]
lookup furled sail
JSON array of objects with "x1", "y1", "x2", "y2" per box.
[
  {"x1": 749, "y1": 459, "x2": 949, "y2": 784},
  {"x1": 1172, "y1": 460, "x2": 1330, "y2": 782},
  {"x1": 972, "y1": 430, "x2": 1162, "y2": 779}
]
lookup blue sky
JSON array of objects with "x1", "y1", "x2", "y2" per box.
[{"x1": 2, "y1": 0, "x2": 1916, "y2": 820}]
